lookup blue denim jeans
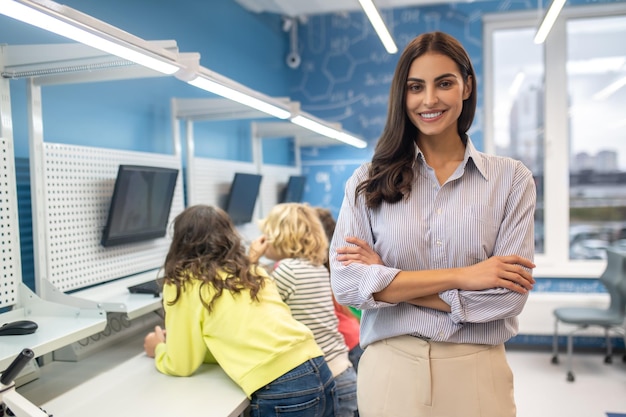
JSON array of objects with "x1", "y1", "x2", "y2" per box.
[
  {"x1": 334, "y1": 366, "x2": 358, "y2": 417},
  {"x1": 348, "y1": 345, "x2": 364, "y2": 373},
  {"x1": 249, "y1": 356, "x2": 337, "y2": 417}
]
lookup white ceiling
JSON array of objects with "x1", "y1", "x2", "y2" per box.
[{"x1": 233, "y1": 0, "x2": 458, "y2": 17}]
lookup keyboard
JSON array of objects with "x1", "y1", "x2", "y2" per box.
[{"x1": 127, "y1": 278, "x2": 164, "y2": 296}]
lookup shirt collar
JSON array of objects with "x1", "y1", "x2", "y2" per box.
[
  {"x1": 414, "y1": 137, "x2": 489, "y2": 181},
  {"x1": 464, "y1": 138, "x2": 488, "y2": 181}
]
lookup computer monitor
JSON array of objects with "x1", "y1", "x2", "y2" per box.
[
  {"x1": 225, "y1": 173, "x2": 263, "y2": 225},
  {"x1": 101, "y1": 165, "x2": 179, "y2": 247},
  {"x1": 280, "y1": 175, "x2": 306, "y2": 203}
]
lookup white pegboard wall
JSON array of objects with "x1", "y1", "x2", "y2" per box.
[
  {"x1": 257, "y1": 164, "x2": 301, "y2": 219},
  {"x1": 0, "y1": 137, "x2": 21, "y2": 309},
  {"x1": 189, "y1": 157, "x2": 301, "y2": 220},
  {"x1": 189, "y1": 157, "x2": 256, "y2": 208},
  {"x1": 39, "y1": 143, "x2": 184, "y2": 292}
]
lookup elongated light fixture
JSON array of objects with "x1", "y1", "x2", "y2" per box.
[
  {"x1": 187, "y1": 68, "x2": 291, "y2": 120},
  {"x1": 3, "y1": 0, "x2": 366, "y2": 147},
  {"x1": 0, "y1": 0, "x2": 180, "y2": 74},
  {"x1": 593, "y1": 76, "x2": 626, "y2": 101},
  {"x1": 291, "y1": 114, "x2": 367, "y2": 148},
  {"x1": 533, "y1": 0, "x2": 567, "y2": 44},
  {"x1": 358, "y1": 0, "x2": 398, "y2": 54}
]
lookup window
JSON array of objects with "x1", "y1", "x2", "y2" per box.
[{"x1": 484, "y1": 4, "x2": 626, "y2": 277}]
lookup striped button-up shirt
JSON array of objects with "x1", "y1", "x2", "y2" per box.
[{"x1": 330, "y1": 139, "x2": 536, "y2": 347}]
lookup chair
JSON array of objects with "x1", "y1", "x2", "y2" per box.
[{"x1": 550, "y1": 247, "x2": 626, "y2": 382}]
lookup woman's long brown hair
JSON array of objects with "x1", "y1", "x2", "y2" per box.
[{"x1": 357, "y1": 31, "x2": 477, "y2": 208}]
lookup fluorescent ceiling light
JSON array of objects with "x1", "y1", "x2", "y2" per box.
[
  {"x1": 188, "y1": 73, "x2": 291, "y2": 119},
  {"x1": 291, "y1": 114, "x2": 367, "y2": 148},
  {"x1": 3, "y1": 0, "x2": 367, "y2": 146},
  {"x1": 534, "y1": 0, "x2": 567, "y2": 44},
  {"x1": 593, "y1": 76, "x2": 626, "y2": 101},
  {"x1": 0, "y1": 0, "x2": 179, "y2": 74},
  {"x1": 358, "y1": 0, "x2": 398, "y2": 54}
]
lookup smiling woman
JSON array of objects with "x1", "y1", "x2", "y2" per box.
[{"x1": 329, "y1": 31, "x2": 536, "y2": 417}]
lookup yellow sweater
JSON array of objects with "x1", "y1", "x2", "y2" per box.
[{"x1": 154, "y1": 270, "x2": 323, "y2": 397}]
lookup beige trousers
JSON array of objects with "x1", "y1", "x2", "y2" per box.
[{"x1": 357, "y1": 335, "x2": 516, "y2": 417}]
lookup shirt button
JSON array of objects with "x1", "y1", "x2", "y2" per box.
[
  {"x1": 436, "y1": 208, "x2": 442, "y2": 215},
  {"x1": 436, "y1": 240, "x2": 442, "y2": 246},
  {"x1": 439, "y1": 332, "x2": 444, "y2": 338}
]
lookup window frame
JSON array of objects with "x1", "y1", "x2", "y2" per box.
[{"x1": 483, "y1": 3, "x2": 626, "y2": 278}]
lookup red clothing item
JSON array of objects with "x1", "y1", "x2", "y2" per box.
[{"x1": 333, "y1": 299, "x2": 360, "y2": 349}]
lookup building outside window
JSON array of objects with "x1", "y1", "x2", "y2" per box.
[{"x1": 484, "y1": 4, "x2": 626, "y2": 276}]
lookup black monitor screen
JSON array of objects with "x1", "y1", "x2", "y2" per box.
[
  {"x1": 225, "y1": 173, "x2": 262, "y2": 225},
  {"x1": 281, "y1": 175, "x2": 306, "y2": 203},
  {"x1": 101, "y1": 165, "x2": 179, "y2": 247}
]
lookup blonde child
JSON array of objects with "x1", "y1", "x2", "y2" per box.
[{"x1": 250, "y1": 203, "x2": 358, "y2": 417}]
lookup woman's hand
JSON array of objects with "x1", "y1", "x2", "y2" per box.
[
  {"x1": 249, "y1": 235, "x2": 269, "y2": 263},
  {"x1": 336, "y1": 236, "x2": 383, "y2": 266},
  {"x1": 461, "y1": 255, "x2": 536, "y2": 293},
  {"x1": 144, "y1": 325, "x2": 166, "y2": 358}
]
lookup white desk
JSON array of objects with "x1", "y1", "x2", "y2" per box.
[
  {"x1": 0, "y1": 284, "x2": 106, "y2": 370},
  {"x1": 40, "y1": 353, "x2": 250, "y2": 417},
  {"x1": 45, "y1": 269, "x2": 164, "y2": 320}
]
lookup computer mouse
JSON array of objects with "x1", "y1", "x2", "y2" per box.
[{"x1": 0, "y1": 320, "x2": 38, "y2": 336}]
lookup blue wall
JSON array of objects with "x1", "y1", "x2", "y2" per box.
[
  {"x1": 1, "y1": 0, "x2": 292, "y2": 289},
  {"x1": 2, "y1": 0, "x2": 290, "y2": 160}
]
